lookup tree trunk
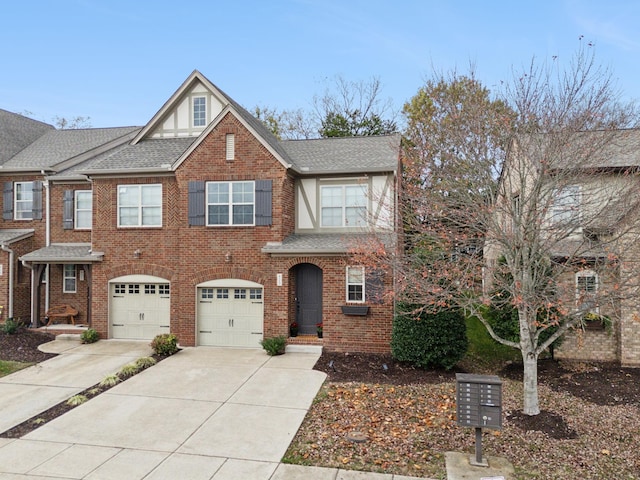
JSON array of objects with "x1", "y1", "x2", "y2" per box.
[{"x1": 522, "y1": 349, "x2": 540, "y2": 415}]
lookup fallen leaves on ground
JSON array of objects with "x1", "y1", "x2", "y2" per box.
[{"x1": 286, "y1": 379, "x2": 640, "y2": 479}]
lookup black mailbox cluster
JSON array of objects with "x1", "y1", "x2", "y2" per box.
[{"x1": 456, "y1": 373, "x2": 502, "y2": 430}]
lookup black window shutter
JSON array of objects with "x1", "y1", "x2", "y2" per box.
[
  {"x1": 255, "y1": 179, "x2": 272, "y2": 226},
  {"x1": 3, "y1": 182, "x2": 13, "y2": 220},
  {"x1": 365, "y1": 269, "x2": 385, "y2": 304},
  {"x1": 63, "y1": 190, "x2": 74, "y2": 229},
  {"x1": 188, "y1": 180, "x2": 206, "y2": 226},
  {"x1": 32, "y1": 181, "x2": 43, "y2": 220}
]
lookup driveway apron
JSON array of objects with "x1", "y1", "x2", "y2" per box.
[{"x1": 0, "y1": 342, "x2": 327, "y2": 479}]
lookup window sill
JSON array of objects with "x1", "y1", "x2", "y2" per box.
[{"x1": 341, "y1": 305, "x2": 369, "y2": 316}]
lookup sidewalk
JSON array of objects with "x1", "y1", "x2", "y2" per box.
[{"x1": 0, "y1": 339, "x2": 430, "y2": 479}]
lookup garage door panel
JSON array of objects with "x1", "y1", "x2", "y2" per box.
[
  {"x1": 197, "y1": 285, "x2": 263, "y2": 347},
  {"x1": 110, "y1": 282, "x2": 170, "y2": 340}
]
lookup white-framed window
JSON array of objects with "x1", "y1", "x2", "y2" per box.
[
  {"x1": 551, "y1": 185, "x2": 580, "y2": 226},
  {"x1": 206, "y1": 181, "x2": 254, "y2": 226},
  {"x1": 201, "y1": 288, "x2": 214, "y2": 299},
  {"x1": 118, "y1": 184, "x2": 162, "y2": 227},
  {"x1": 226, "y1": 133, "x2": 235, "y2": 161},
  {"x1": 249, "y1": 288, "x2": 262, "y2": 300},
  {"x1": 346, "y1": 266, "x2": 365, "y2": 303},
  {"x1": 193, "y1": 96, "x2": 206, "y2": 127},
  {"x1": 14, "y1": 182, "x2": 34, "y2": 220},
  {"x1": 63, "y1": 264, "x2": 76, "y2": 293},
  {"x1": 75, "y1": 190, "x2": 92, "y2": 230},
  {"x1": 576, "y1": 270, "x2": 598, "y2": 313},
  {"x1": 216, "y1": 288, "x2": 229, "y2": 299},
  {"x1": 320, "y1": 184, "x2": 368, "y2": 227}
]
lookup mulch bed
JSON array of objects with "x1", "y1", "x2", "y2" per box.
[
  {"x1": 313, "y1": 351, "x2": 640, "y2": 440},
  {"x1": 0, "y1": 329, "x2": 57, "y2": 363}
]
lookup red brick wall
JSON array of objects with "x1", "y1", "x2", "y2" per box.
[
  {"x1": 49, "y1": 183, "x2": 92, "y2": 244},
  {"x1": 87, "y1": 113, "x2": 394, "y2": 352}
]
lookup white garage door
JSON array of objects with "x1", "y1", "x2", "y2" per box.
[
  {"x1": 110, "y1": 276, "x2": 171, "y2": 340},
  {"x1": 197, "y1": 280, "x2": 263, "y2": 347}
]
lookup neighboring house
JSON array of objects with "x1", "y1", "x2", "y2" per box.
[
  {"x1": 485, "y1": 131, "x2": 640, "y2": 366},
  {"x1": 0, "y1": 71, "x2": 401, "y2": 353}
]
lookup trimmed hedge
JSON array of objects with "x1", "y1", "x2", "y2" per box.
[{"x1": 391, "y1": 305, "x2": 468, "y2": 370}]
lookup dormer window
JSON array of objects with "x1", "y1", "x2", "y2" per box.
[{"x1": 193, "y1": 96, "x2": 206, "y2": 127}]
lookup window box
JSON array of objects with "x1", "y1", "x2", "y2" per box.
[
  {"x1": 341, "y1": 305, "x2": 369, "y2": 316},
  {"x1": 584, "y1": 319, "x2": 605, "y2": 331}
]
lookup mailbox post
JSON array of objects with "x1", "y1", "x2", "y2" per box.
[{"x1": 456, "y1": 373, "x2": 502, "y2": 467}]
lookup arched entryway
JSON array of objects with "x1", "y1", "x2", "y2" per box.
[{"x1": 293, "y1": 263, "x2": 323, "y2": 335}]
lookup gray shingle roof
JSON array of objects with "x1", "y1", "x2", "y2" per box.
[
  {"x1": 0, "y1": 109, "x2": 54, "y2": 165},
  {"x1": 19, "y1": 243, "x2": 103, "y2": 263},
  {"x1": 1, "y1": 126, "x2": 140, "y2": 171},
  {"x1": 519, "y1": 128, "x2": 640, "y2": 169},
  {"x1": 281, "y1": 134, "x2": 401, "y2": 174},
  {"x1": 78, "y1": 137, "x2": 197, "y2": 172},
  {"x1": 262, "y1": 232, "x2": 396, "y2": 255},
  {"x1": 0, "y1": 229, "x2": 34, "y2": 245}
]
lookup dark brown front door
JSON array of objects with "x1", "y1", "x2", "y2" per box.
[{"x1": 295, "y1": 263, "x2": 323, "y2": 335}]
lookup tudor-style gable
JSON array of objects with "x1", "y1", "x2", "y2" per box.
[
  {"x1": 133, "y1": 70, "x2": 231, "y2": 141},
  {"x1": 149, "y1": 78, "x2": 226, "y2": 139}
]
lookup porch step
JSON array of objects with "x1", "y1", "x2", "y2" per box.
[
  {"x1": 35, "y1": 324, "x2": 88, "y2": 337},
  {"x1": 286, "y1": 344, "x2": 323, "y2": 354},
  {"x1": 286, "y1": 334, "x2": 323, "y2": 354}
]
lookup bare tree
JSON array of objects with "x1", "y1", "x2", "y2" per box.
[
  {"x1": 53, "y1": 115, "x2": 91, "y2": 129},
  {"x1": 313, "y1": 76, "x2": 397, "y2": 137},
  {"x1": 253, "y1": 75, "x2": 397, "y2": 139},
  {"x1": 355, "y1": 44, "x2": 640, "y2": 415}
]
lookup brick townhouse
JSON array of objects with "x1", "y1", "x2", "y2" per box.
[{"x1": 0, "y1": 70, "x2": 401, "y2": 353}]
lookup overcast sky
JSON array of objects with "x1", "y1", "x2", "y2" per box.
[{"x1": 2, "y1": 0, "x2": 639, "y2": 128}]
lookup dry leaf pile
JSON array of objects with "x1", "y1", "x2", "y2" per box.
[{"x1": 286, "y1": 353, "x2": 640, "y2": 479}]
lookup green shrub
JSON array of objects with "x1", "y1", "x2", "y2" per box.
[
  {"x1": 66, "y1": 394, "x2": 88, "y2": 406},
  {"x1": 150, "y1": 333, "x2": 179, "y2": 356},
  {"x1": 118, "y1": 363, "x2": 141, "y2": 377},
  {"x1": 391, "y1": 304, "x2": 468, "y2": 370},
  {"x1": 260, "y1": 336, "x2": 286, "y2": 356},
  {"x1": 99, "y1": 374, "x2": 121, "y2": 387},
  {"x1": 1, "y1": 318, "x2": 22, "y2": 334},
  {"x1": 80, "y1": 328, "x2": 100, "y2": 344},
  {"x1": 135, "y1": 356, "x2": 157, "y2": 369}
]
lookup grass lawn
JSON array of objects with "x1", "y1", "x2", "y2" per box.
[
  {"x1": 459, "y1": 315, "x2": 521, "y2": 372},
  {"x1": 0, "y1": 360, "x2": 32, "y2": 377}
]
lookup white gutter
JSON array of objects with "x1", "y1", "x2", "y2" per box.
[{"x1": 1, "y1": 245, "x2": 14, "y2": 318}]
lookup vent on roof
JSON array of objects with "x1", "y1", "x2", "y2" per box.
[{"x1": 226, "y1": 133, "x2": 235, "y2": 161}]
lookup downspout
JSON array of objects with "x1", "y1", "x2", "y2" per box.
[
  {"x1": 1, "y1": 244, "x2": 14, "y2": 319},
  {"x1": 42, "y1": 174, "x2": 50, "y2": 313},
  {"x1": 20, "y1": 259, "x2": 35, "y2": 327}
]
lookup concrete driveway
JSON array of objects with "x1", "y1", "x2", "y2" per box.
[
  {"x1": 0, "y1": 340, "x2": 432, "y2": 479},
  {"x1": 0, "y1": 341, "x2": 328, "y2": 479}
]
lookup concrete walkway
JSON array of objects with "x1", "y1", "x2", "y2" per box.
[{"x1": 0, "y1": 339, "x2": 428, "y2": 479}]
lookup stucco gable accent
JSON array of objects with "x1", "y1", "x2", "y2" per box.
[{"x1": 131, "y1": 70, "x2": 228, "y2": 145}]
